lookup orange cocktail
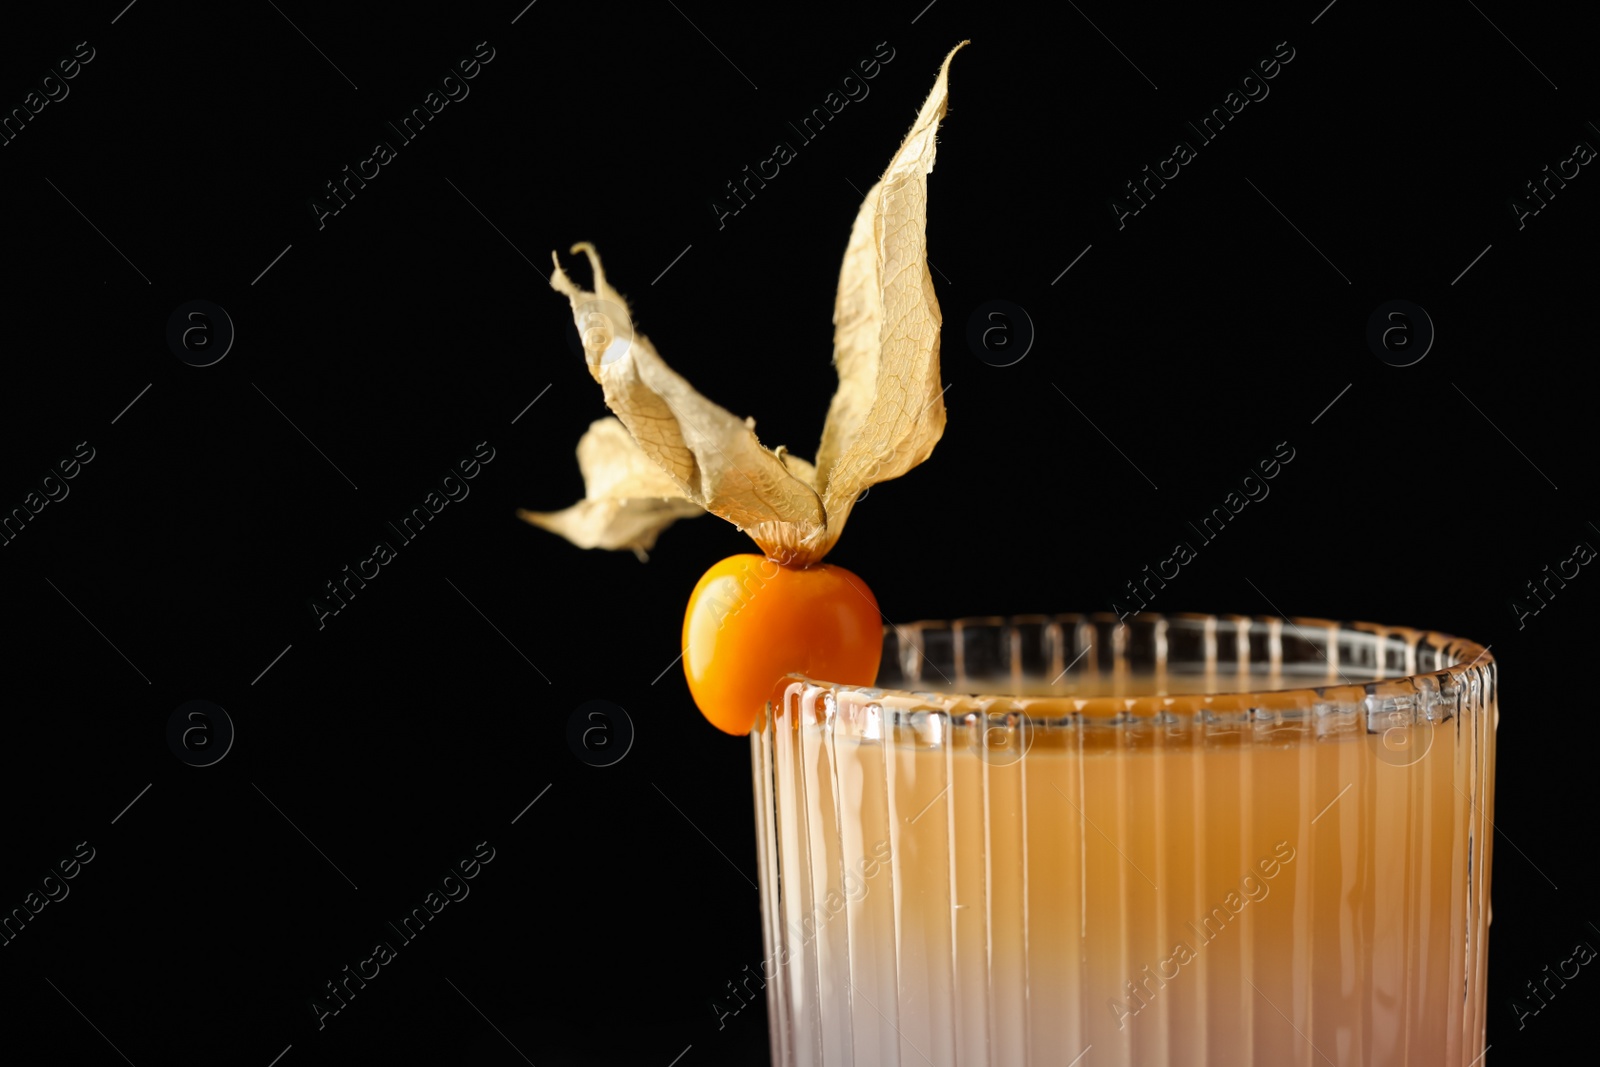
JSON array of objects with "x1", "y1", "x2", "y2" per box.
[{"x1": 750, "y1": 613, "x2": 1495, "y2": 1066}]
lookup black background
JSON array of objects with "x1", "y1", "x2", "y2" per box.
[{"x1": 1, "y1": 1, "x2": 1593, "y2": 1064}]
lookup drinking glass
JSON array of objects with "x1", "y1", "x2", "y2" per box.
[{"x1": 748, "y1": 613, "x2": 1496, "y2": 1066}]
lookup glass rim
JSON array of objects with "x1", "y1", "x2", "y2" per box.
[{"x1": 766, "y1": 611, "x2": 1495, "y2": 723}]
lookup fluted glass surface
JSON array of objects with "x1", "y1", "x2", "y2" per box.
[{"x1": 749, "y1": 613, "x2": 1495, "y2": 1066}]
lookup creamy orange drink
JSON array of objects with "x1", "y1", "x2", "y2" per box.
[{"x1": 749, "y1": 614, "x2": 1495, "y2": 1066}]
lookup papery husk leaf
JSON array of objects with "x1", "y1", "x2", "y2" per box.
[
  {"x1": 811, "y1": 42, "x2": 965, "y2": 556},
  {"x1": 517, "y1": 417, "x2": 702, "y2": 560},
  {"x1": 529, "y1": 43, "x2": 965, "y2": 566},
  {"x1": 548, "y1": 245, "x2": 825, "y2": 560}
]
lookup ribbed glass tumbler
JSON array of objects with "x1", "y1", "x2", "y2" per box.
[{"x1": 749, "y1": 614, "x2": 1495, "y2": 1066}]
